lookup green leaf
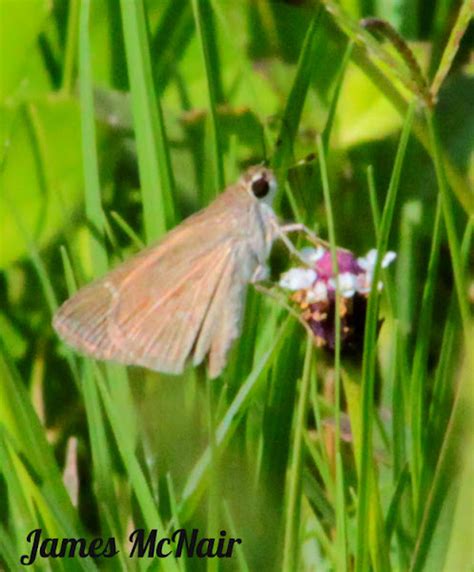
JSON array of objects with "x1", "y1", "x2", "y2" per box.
[
  {"x1": 335, "y1": 63, "x2": 402, "y2": 146},
  {"x1": 0, "y1": 97, "x2": 83, "y2": 268},
  {"x1": 0, "y1": 0, "x2": 51, "y2": 98}
]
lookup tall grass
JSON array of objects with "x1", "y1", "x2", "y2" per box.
[{"x1": 0, "y1": 1, "x2": 472, "y2": 571}]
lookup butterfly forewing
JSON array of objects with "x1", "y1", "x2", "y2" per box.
[
  {"x1": 115, "y1": 243, "x2": 237, "y2": 375},
  {"x1": 53, "y1": 183, "x2": 268, "y2": 378}
]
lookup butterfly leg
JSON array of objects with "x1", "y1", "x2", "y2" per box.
[
  {"x1": 280, "y1": 223, "x2": 352, "y2": 254},
  {"x1": 270, "y1": 221, "x2": 314, "y2": 266},
  {"x1": 279, "y1": 223, "x2": 330, "y2": 249}
]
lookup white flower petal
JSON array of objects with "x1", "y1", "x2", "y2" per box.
[
  {"x1": 359, "y1": 248, "x2": 397, "y2": 273},
  {"x1": 356, "y1": 274, "x2": 371, "y2": 293},
  {"x1": 279, "y1": 268, "x2": 317, "y2": 290},
  {"x1": 328, "y1": 273, "x2": 357, "y2": 297},
  {"x1": 358, "y1": 249, "x2": 378, "y2": 271},
  {"x1": 382, "y1": 251, "x2": 397, "y2": 268},
  {"x1": 355, "y1": 275, "x2": 384, "y2": 293},
  {"x1": 339, "y1": 272, "x2": 357, "y2": 290},
  {"x1": 306, "y1": 281, "x2": 328, "y2": 303},
  {"x1": 356, "y1": 257, "x2": 368, "y2": 270},
  {"x1": 300, "y1": 246, "x2": 326, "y2": 264}
]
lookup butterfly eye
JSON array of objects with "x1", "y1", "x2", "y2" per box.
[{"x1": 251, "y1": 176, "x2": 270, "y2": 198}]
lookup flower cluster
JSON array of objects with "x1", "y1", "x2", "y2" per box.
[{"x1": 279, "y1": 246, "x2": 396, "y2": 352}]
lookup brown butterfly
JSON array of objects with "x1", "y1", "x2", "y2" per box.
[{"x1": 53, "y1": 166, "x2": 290, "y2": 378}]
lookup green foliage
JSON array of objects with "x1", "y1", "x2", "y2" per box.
[{"x1": 1, "y1": 0, "x2": 472, "y2": 571}]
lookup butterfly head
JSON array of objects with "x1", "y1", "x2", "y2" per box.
[{"x1": 241, "y1": 166, "x2": 277, "y2": 206}]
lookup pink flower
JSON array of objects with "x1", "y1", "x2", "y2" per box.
[{"x1": 279, "y1": 247, "x2": 396, "y2": 351}]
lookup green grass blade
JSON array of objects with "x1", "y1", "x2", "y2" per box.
[
  {"x1": 4, "y1": 177, "x2": 84, "y2": 388},
  {"x1": 430, "y1": 0, "x2": 474, "y2": 100},
  {"x1": 366, "y1": 169, "x2": 408, "y2": 499},
  {"x1": 120, "y1": 0, "x2": 176, "y2": 241},
  {"x1": 409, "y1": 342, "x2": 472, "y2": 572},
  {"x1": 0, "y1": 426, "x2": 35, "y2": 549},
  {"x1": 0, "y1": 524, "x2": 20, "y2": 571},
  {"x1": 385, "y1": 463, "x2": 410, "y2": 541},
  {"x1": 282, "y1": 337, "x2": 313, "y2": 571},
  {"x1": 79, "y1": 0, "x2": 108, "y2": 275},
  {"x1": 58, "y1": 247, "x2": 120, "y2": 537},
  {"x1": 322, "y1": 40, "x2": 353, "y2": 150},
  {"x1": 166, "y1": 473, "x2": 182, "y2": 532},
  {"x1": 61, "y1": 0, "x2": 79, "y2": 93},
  {"x1": 223, "y1": 500, "x2": 251, "y2": 572},
  {"x1": 308, "y1": 372, "x2": 333, "y2": 495},
  {"x1": 367, "y1": 165, "x2": 381, "y2": 236},
  {"x1": 425, "y1": 110, "x2": 470, "y2": 334},
  {"x1": 109, "y1": 210, "x2": 145, "y2": 249},
  {"x1": 4, "y1": 195, "x2": 58, "y2": 313},
  {"x1": 426, "y1": 222, "x2": 473, "y2": 446},
  {"x1": 303, "y1": 439, "x2": 335, "y2": 522},
  {"x1": 317, "y1": 134, "x2": 348, "y2": 571},
  {"x1": 0, "y1": 340, "x2": 82, "y2": 537},
  {"x1": 343, "y1": 365, "x2": 391, "y2": 572},
  {"x1": 191, "y1": 0, "x2": 225, "y2": 195},
  {"x1": 178, "y1": 319, "x2": 290, "y2": 522},
  {"x1": 2, "y1": 430, "x2": 96, "y2": 572},
  {"x1": 257, "y1": 318, "x2": 301, "y2": 541},
  {"x1": 409, "y1": 195, "x2": 443, "y2": 519},
  {"x1": 83, "y1": 362, "x2": 120, "y2": 532},
  {"x1": 205, "y1": 378, "x2": 219, "y2": 572},
  {"x1": 0, "y1": 341, "x2": 64, "y2": 504},
  {"x1": 93, "y1": 368, "x2": 179, "y2": 572},
  {"x1": 422, "y1": 222, "x2": 472, "y2": 498},
  {"x1": 355, "y1": 102, "x2": 415, "y2": 572},
  {"x1": 272, "y1": 8, "x2": 322, "y2": 174},
  {"x1": 151, "y1": 0, "x2": 193, "y2": 96},
  {"x1": 59, "y1": 245, "x2": 79, "y2": 293}
]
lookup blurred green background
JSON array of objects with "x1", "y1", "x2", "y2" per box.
[{"x1": 0, "y1": 0, "x2": 472, "y2": 571}]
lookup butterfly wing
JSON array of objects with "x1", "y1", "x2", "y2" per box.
[
  {"x1": 53, "y1": 191, "x2": 261, "y2": 377},
  {"x1": 192, "y1": 241, "x2": 251, "y2": 378}
]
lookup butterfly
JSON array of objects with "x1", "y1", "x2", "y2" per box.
[{"x1": 53, "y1": 166, "x2": 286, "y2": 378}]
